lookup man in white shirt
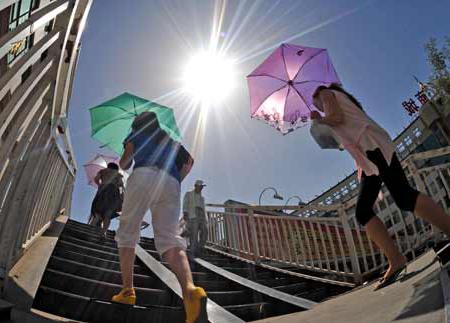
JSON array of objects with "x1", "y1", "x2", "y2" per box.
[{"x1": 183, "y1": 180, "x2": 207, "y2": 255}]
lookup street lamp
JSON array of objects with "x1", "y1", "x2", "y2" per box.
[
  {"x1": 284, "y1": 195, "x2": 304, "y2": 207},
  {"x1": 258, "y1": 187, "x2": 284, "y2": 205}
]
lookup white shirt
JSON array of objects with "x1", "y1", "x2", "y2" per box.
[{"x1": 183, "y1": 190, "x2": 205, "y2": 219}]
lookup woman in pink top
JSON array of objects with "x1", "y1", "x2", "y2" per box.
[{"x1": 311, "y1": 84, "x2": 450, "y2": 290}]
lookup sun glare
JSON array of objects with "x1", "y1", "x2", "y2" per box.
[{"x1": 182, "y1": 50, "x2": 236, "y2": 105}]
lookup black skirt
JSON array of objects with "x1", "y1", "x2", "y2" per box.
[{"x1": 92, "y1": 184, "x2": 122, "y2": 214}]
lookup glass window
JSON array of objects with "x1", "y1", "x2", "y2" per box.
[
  {"x1": 385, "y1": 219, "x2": 393, "y2": 229},
  {"x1": 9, "y1": 0, "x2": 32, "y2": 31},
  {"x1": 413, "y1": 127, "x2": 422, "y2": 137},
  {"x1": 386, "y1": 195, "x2": 394, "y2": 205},
  {"x1": 404, "y1": 136, "x2": 413, "y2": 146},
  {"x1": 436, "y1": 176, "x2": 445, "y2": 189},
  {"x1": 429, "y1": 181, "x2": 438, "y2": 195},
  {"x1": 350, "y1": 180, "x2": 358, "y2": 190},
  {"x1": 392, "y1": 211, "x2": 401, "y2": 224},
  {"x1": 378, "y1": 200, "x2": 387, "y2": 211}
]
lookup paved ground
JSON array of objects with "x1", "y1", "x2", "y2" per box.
[{"x1": 256, "y1": 251, "x2": 445, "y2": 323}]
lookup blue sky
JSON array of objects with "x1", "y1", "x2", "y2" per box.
[{"x1": 68, "y1": 0, "x2": 450, "y2": 232}]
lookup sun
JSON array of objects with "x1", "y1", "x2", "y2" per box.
[{"x1": 182, "y1": 50, "x2": 236, "y2": 105}]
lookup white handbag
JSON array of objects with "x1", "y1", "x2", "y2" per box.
[{"x1": 310, "y1": 120, "x2": 343, "y2": 150}]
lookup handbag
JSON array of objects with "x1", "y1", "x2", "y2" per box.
[{"x1": 310, "y1": 120, "x2": 343, "y2": 150}]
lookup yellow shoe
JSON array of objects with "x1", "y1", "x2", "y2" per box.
[
  {"x1": 112, "y1": 288, "x2": 136, "y2": 305},
  {"x1": 184, "y1": 287, "x2": 208, "y2": 323}
]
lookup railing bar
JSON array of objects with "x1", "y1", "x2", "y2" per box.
[
  {"x1": 309, "y1": 222, "x2": 323, "y2": 270},
  {"x1": 279, "y1": 218, "x2": 293, "y2": 264},
  {"x1": 263, "y1": 218, "x2": 273, "y2": 260},
  {"x1": 325, "y1": 222, "x2": 340, "y2": 272},
  {"x1": 352, "y1": 217, "x2": 369, "y2": 273},
  {"x1": 317, "y1": 222, "x2": 331, "y2": 270},
  {"x1": 300, "y1": 220, "x2": 314, "y2": 268},
  {"x1": 334, "y1": 219, "x2": 350, "y2": 274},
  {"x1": 293, "y1": 219, "x2": 307, "y2": 267}
]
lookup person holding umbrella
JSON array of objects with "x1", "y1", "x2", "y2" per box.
[
  {"x1": 112, "y1": 112, "x2": 207, "y2": 323},
  {"x1": 91, "y1": 162, "x2": 124, "y2": 237},
  {"x1": 310, "y1": 83, "x2": 450, "y2": 289},
  {"x1": 247, "y1": 43, "x2": 450, "y2": 290}
]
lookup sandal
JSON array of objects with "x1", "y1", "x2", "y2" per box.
[{"x1": 374, "y1": 265, "x2": 407, "y2": 291}]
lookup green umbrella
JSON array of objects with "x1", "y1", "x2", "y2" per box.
[{"x1": 89, "y1": 92, "x2": 182, "y2": 155}]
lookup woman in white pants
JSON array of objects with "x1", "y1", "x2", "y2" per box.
[{"x1": 112, "y1": 112, "x2": 207, "y2": 323}]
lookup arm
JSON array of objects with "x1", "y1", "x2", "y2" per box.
[
  {"x1": 94, "y1": 170, "x2": 103, "y2": 186},
  {"x1": 120, "y1": 142, "x2": 134, "y2": 170},
  {"x1": 312, "y1": 89, "x2": 344, "y2": 126},
  {"x1": 183, "y1": 193, "x2": 189, "y2": 218},
  {"x1": 179, "y1": 156, "x2": 194, "y2": 182}
]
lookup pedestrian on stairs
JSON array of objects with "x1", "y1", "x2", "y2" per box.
[
  {"x1": 90, "y1": 162, "x2": 124, "y2": 238},
  {"x1": 183, "y1": 180, "x2": 208, "y2": 256},
  {"x1": 311, "y1": 83, "x2": 450, "y2": 290},
  {"x1": 113, "y1": 112, "x2": 208, "y2": 323}
]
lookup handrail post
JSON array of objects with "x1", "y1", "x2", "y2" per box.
[
  {"x1": 338, "y1": 206, "x2": 362, "y2": 284},
  {"x1": 248, "y1": 207, "x2": 261, "y2": 264},
  {"x1": 406, "y1": 158, "x2": 426, "y2": 192}
]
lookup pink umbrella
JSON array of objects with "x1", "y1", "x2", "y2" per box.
[
  {"x1": 83, "y1": 154, "x2": 128, "y2": 187},
  {"x1": 247, "y1": 43, "x2": 341, "y2": 134}
]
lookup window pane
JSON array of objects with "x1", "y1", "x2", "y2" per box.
[{"x1": 20, "y1": 0, "x2": 32, "y2": 16}]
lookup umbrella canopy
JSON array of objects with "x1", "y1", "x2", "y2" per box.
[
  {"x1": 247, "y1": 43, "x2": 341, "y2": 134},
  {"x1": 89, "y1": 92, "x2": 182, "y2": 154},
  {"x1": 83, "y1": 153, "x2": 128, "y2": 187}
]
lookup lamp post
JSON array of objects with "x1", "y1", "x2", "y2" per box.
[
  {"x1": 284, "y1": 195, "x2": 304, "y2": 207},
  {"x1": 258, "y1": 187, "x2": 284, "y2": 205}
]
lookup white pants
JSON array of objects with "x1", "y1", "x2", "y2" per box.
[{"x1": 115, "y1": 167, "x2": 186, "y2": 254}]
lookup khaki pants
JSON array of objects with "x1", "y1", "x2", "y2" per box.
[
  {"x1": 115, "y1": 167, "x2": 186, "y2": 254},
  {"x1": 188, "y1": 218, "x2": 207, "y2": 255}
]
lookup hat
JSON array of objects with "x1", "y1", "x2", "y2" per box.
[{"x1": 195, "y1": 180, "x2": 206, "y2": 187}]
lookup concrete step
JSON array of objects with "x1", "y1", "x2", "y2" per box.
[
  {"x1": 206, "y1": 290, "x2": 251, "y2": 306},
  {"x1": 62, "y1": 228, "x2": 118, "y2": 249},
  {"x1": 53, "y1": 248, "x2": 148, "y2": 275},
  {"x1": 56, "y1": 240, "x2": 120, "y2": 262},
  {"x1": 47, "y1": 256, "x2": 163, "y2": 289},
  {"x1": 66, "y1": 222, "x2": 116, "y2": 239},
  {"x1": 255, "y1": 277, "x2": 295, "y2": 287},
  {"x1": 40, "y1": 269, "x2": 174, "y2": 307},
  {"x1": 224, "y1": 302, "x2": 273, "y2": 322},
  {"x1": 273, "y1": 282, "x2": 310, "y2": 295},
  {"x1": 0, "y1": 299, "x2": 13, "y2": 321},
  {"x1": 33, "y1": 287, "x2": 184, "y2": 323},
  {"x1": 193, "y1": 280, "x2": 243, "y2": 291},
  {"x1": 60, "y1": 232, "x2": 119, "y2": 253}
]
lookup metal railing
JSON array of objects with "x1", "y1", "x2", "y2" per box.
[{"x1": 206, "y1": 147, "x2": 450, "y2": 284}]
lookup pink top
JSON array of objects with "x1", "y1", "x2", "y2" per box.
[{"x1": 327, "y1": 90, "x2": 396, "y2": 179}]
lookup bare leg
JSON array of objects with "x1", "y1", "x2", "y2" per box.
[
  {"x1": 163, "y1": 247, "x2": 195, "y2": 297},
  {"x1": 101, "y1": 211, "x2": 112, "y2": 237},
  {"x1": 365, "y1": 217, "x2": 407, "y2": 280},
  {"x1": 414, "y1": 193, "x2": 450, "y2": 235},
  {"x1": 118, "y1": 247, "x2": 135, "y2": 288},
  {"x1": 91, "y1": 213, "x2": 101, "y2": 228}
]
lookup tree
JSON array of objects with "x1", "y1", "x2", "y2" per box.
[{"x1": 424, "y1": 37, "x2": 450, "y2": 100}]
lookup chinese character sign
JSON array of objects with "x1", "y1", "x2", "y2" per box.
[
  {"x1": 402, "y1": 99, "x2": 419, "y2": 116},
  {"x1": 402, "y1": 90, "x2": 430, "y2": 116},
  {"x1": 414, "y1": 90, "x2": 429, "y2": 105}
]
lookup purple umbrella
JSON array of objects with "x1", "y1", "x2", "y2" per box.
[
  {"x1": 83, "y1": 154, "x2": 128, "y2": 187},
  {"x1": 247, "y1": 43, "x2": 341, "y2": 134}
]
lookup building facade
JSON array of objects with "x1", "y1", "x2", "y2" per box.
[{"x1": 0, "y1": 0, "x2": 91, "y2": 284}]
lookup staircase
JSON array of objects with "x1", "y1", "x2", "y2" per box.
[
  {"x1": 31, "y1": 220, "x2": 353, "y2": 322},
  {"x1": 33, "y1": 220, "x2": 184, "y2": 322},
  {"x1": 194, "y1": 248, "x2": 351, "y2": 302}
]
